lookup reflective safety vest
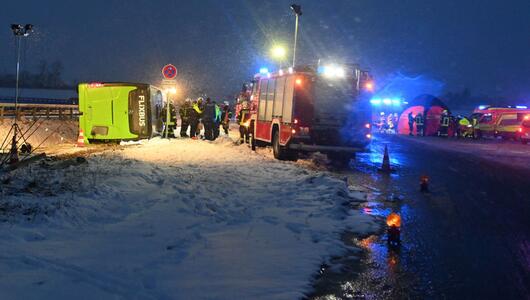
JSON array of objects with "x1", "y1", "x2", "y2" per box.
[
  {"x1": 193, "y1": 103, "x2": 203, "y2": 114},
  {"x1": 441, "y1": 116, "x2": 450, "y2": 126},
  {"x1": 459, "y1": 118, "x2": 470, "y2": 126},
  {"x1": 239, "y1": 110, "x2": 249, "y2": 125},
  {"x1": 215, "y1": 105, "x2": 222, "y2": 122}
]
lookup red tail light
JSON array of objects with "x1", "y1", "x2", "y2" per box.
[
  {"x1": 518, "y1": 127, "x2": 523, "y2": 132},
  {"x1": 88, "y1": 82, "x2": 103, "y2": 88}
]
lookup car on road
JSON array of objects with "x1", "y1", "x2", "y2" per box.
[
  {"x1": 495, "y1": 112, "x2": 527, "y2": 141},
  {"x1": 519, "y1": 116, "x2": 530, "y2": 144}
]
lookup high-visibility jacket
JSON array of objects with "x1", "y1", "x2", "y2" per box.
[
  {"x1": 214, "y1": 104, "x2": 222, "y2": 123},
  {"x1": 193, "y1": 103, "x2": 202, "y2": 113},
  {"x1": 441, "y1": 115, "x2": 450, "y2": 127},
  {"x1": 238, "y1": 109, "x2": 250, "y2": 125},
  {"x1": 459, "y1": 118, "x2": 470, "y2": 126}
]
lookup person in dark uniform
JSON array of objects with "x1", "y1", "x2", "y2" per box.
[
  {"x1": 221, "y1": 103, "x2": 232, "y2": 135},
  {"x1": 179, "y1": 98, "x2": 191, "y2": 137},
  {"x1": 160, "y1": 101, "x2": 177, "y2": 138},
  {"x1": 439, "y1": 110, "x2": 450, "y2": 137},
  {"x1": 237, "y1": 100, "x2": 251, "y2": 144},
  {"x1": 415, "y1": 112, "x2": 424, "y2": 136},
  {"x1": 189, "y1": 100, "x2": 202, "y2": 140},
  {"x1": 202, "y1": 98, "x2": 216, "y2": 141},
  {"x1": 408, "y1": 112, "x2": 415, "y2": 136}
]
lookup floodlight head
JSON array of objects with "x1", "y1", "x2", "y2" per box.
[
  {"x1": 290, "y1": 4, "x2": 302, "y2": 16},
  {"x1": 11, "y1": 24, "x2": 23, "y2": 35}
]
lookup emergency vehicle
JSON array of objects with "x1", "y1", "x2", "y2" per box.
[
  {"x1": 519, "y1": 115, "x2": 530, "y2": 144},
  {"x1": 473, "y1": 105, "x2": 530, "y2": 140},
  {"x1": 247, "y1": 64, "x2": 373, "y2": 162}
]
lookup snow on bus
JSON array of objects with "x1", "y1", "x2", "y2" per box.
[{"x1": 247, "y1": 64, "x2": 374, "y2": 163}]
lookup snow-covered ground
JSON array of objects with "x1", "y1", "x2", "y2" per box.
[{"x1": 0, "y1": 135, "x2": 380, "y2": 299}]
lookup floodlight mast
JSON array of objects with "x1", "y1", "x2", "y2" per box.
[
  {"x1": 290, "y1": 4, "x2": 302, "y2": 68},
  {"x1": 6, "y1": 24, "x2": 33, "y2": 166},
  {"x1": 11, "y1": 24, "x2": 33, "y2": 122}
]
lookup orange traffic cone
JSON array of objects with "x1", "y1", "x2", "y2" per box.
[
  {"x1": 379, "y1": 145, "x2": 391, "y2": 173},
  {"x1": 76, "y1": 129, "x2": 86, "y2": 147}
]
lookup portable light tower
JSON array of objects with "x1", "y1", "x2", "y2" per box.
[{"x1": 7, "y1": 24, "x2": 33, "y2": 165}]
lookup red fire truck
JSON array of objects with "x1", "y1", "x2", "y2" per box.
[{"x1": 247, "y1": 64, "x2": 373, "y2": 162}]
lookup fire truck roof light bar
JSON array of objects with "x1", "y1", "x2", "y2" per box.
[{"x1": 318, "y1": 65, "x2": 346, "y2": 78}]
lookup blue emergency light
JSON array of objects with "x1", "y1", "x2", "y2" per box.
[
  {"x1": 370, "y1": 97, "x2": 402, "y2": 106},
  {"x1": 259, "y1": 67, "x2": 269, "y2": 74}
]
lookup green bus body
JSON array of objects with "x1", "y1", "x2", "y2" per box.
[{"x1": 78, "y1": 83, "x2": 165, "y2": 142}]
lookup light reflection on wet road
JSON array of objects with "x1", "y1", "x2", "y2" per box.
[{"x1": 310, "y1": 134, "x2": 530, "y2": 299}]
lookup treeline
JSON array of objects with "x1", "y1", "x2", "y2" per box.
[
  {"x1": 443, "y1": 88, "x2": 509, "y2": 109},
  {"x1": 0, "y1": 60, "x2": 73, "y2": 90}
]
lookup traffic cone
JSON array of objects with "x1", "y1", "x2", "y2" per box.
[
  {"x1": 76, "y1": 129, "x2": 86, "y2": 147},
  {"x1": 379, "y1": 145, "x2": 391, "y2": 173}
]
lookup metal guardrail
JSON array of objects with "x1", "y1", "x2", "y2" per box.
[
  {"x1": 0, "y1": 96, "x2": 78, "y2": 105},
  {"x1": 0, "y1": 103, "x2": 79, "y2": 120}
]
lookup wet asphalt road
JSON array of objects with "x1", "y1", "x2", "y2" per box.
[{"x1": 317, "y1": 134, "x2": 530, "y2": 299}]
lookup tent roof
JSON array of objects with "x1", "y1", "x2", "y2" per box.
[{"x1": 407, "y1": 94, "x2": 450, "y2": 111}]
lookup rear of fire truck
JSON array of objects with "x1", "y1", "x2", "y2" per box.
[
  {"x1": 299, "y1": 64, "x2": 373, "y2": 162},
  {"x1": 250, "y1": 63, "x2": 373, "y2": 163}
]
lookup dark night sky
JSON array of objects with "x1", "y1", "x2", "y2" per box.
[{"x1": 1, "y1": 0, "x2": 529, "y2": 102}]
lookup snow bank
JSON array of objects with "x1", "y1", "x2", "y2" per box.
[{"x1": 0, "y1": 137, "x2": 380, "y2": 299}]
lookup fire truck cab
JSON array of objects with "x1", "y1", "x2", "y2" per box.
[{"x1": 248, "y1": 64, "x2": 373, "y2": 162}]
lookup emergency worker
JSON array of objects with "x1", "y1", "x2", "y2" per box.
[
  {"x1": 221, "y1": 103, "x2": 232, "y2": 135},
  {"x1": 202, "y1": 98, "x2": 216, "y2": 140},
  {"x1": 190, "y1": 99, "x2": 203, "y2": 140},
  {"x1": 415, "y1": 112, "x2": 424, "y2": 136},
  {"x1": 471, "y1": 116, "x2": 479, "y2": 139},
  {"x1": 237, "y1": 99, "x2": 251, "y2": 144},
  {"x1": 196, "y1": 97, "x2": 204, "y2": 138},
  {"x1": 213, "y1": 101, "x2": 222, "y2": 139},
  {"x1": 379, "y1": 112, "x2": 386, "y2": 133},
  {"x1": 438, "y1": 110, "x2": 450, "y2": 137},
  {"x1": 387, "y1": 114, "x2": 394, "y2": 133},
  {"x1": 179, "y1": 98, "x2": 192, "y2": 137},
  {"x1": 459, "y1": 116, "x2": 471, "y2": 138},
  {"x1": 160, "y1": 101, "x2": 177, "y2": 138},
  {"x1": 408, "y1": 112, "x2": 415, "y2": 136}
]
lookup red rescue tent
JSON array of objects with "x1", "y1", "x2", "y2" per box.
[{"x1": 398, "y1": 94, "x2": 450, "y2": 136}]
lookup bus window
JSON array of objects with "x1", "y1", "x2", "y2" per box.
[
  {"x1": 258, "y1": 79, "x2": 268, "y2": 121},
  {"x1": 282, "y1": 76, "x2": 295, "y2": 123},
  {"x1": 265, "y1": 78, "x2": 276, "y2": 121},
  {"x1": 273, "y1": 76, "x2": 286, "y2": 118}
]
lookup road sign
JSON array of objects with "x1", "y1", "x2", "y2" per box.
[
  {"x1": 162, "y1": 64, "x2": 177, "y2": 80},
  {"x1": 161, "y1": 79, "x2": 177, "y2": 86}
]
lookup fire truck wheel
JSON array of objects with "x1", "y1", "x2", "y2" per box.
[{"x1": 272, "y1": 130, "x2": 289, "y2": 160}]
